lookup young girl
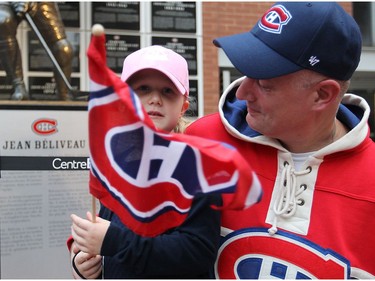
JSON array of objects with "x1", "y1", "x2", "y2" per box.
[{"x1": 68, "y1": 46, "x2": 221, "y2": 279}]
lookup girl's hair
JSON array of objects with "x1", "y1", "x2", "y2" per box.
[
  {"x1": 173, "y1": 96, "x2": 195, "y2": 133},
  {"x1": 173, "y1": 116, "x2": 193, "y2": 133}
]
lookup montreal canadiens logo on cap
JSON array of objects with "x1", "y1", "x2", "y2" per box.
[{"x1": 259, "y1": 5, "x2": 292, "y2": 34}]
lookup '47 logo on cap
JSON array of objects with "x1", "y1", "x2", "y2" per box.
[{"x1": 259, "y1": 5, "x2": 292, "y2": 34}]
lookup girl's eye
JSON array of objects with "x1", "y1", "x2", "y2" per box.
[
  {"x1": 162, "y1": 88, "x2": 180, "y2": 100},
  {"x1": 135, "y1": 85, "x2": 151, "y2": 94},
  {"x1": 162, "y1": 88, "x2": 175, "y2": 95}
]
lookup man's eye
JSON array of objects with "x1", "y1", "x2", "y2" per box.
[{"x1": 258, "y1": 81, "x2": 271, "y2": 91}]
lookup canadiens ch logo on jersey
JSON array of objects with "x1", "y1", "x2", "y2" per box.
[
  {"x1": 215, "y1": 228, "x2": 350, "y2": 279},
  {"x1": 259, "y1": 5, "x2": 292, "y2": 34}
]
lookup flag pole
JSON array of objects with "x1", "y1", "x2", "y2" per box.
[
  {"x1": 92, "y1": 196, "x2": 96, "y2": 223},
  {"x1": 89, "y1": 23, "x2": 105, "y2": 224}
]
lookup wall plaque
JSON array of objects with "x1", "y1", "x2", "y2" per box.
[
  {"x1": 152, "y1": 2, "x2": 196, "y2": 33},
  {"x1": 152, "y1": 36, "x2": 197, "y2": 75},
  {"x1": 92, "y1": 2, "x2": 140, "y2": 30},
  {"x1": 105, "y1": 34, "x2": 140, "y2": 74}
]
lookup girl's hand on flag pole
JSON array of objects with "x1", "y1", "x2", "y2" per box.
[{"x1": 71, "y1": 211, "x2": 110, "y2": 255}]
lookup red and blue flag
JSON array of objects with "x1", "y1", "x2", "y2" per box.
[{"x1": 87, "y1": 32, "x2": 262, "y2": 237}]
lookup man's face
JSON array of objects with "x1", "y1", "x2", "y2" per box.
[{"x1": 235, "y1": 71, "x2": 316, "y2": 140}]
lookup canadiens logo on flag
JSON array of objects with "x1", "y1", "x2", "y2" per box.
[{"x1": 87, "y1": 28, "x2": 262, "y2": 237}]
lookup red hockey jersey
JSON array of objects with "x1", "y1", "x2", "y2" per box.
[{"x1": 186, "y1": 78, "x2": 375, "y2": 279}]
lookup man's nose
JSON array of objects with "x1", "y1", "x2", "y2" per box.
[{"x1": 236, "y1": 78, "x2": 257, "y2": 100}]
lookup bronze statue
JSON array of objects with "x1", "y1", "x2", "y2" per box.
[{"x1": 0, "y1": 2, "x2": 73, "y2": 100}]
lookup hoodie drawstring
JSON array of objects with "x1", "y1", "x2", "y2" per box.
[{"x1": 268, "y1": 162, "x2": 311, "y2": 235}]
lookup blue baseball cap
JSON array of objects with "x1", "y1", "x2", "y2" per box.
[{"x1": 214, "y1": 2, "x2": 362, "y2": 80}]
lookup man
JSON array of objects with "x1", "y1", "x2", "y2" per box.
[{"x1": 186, "y1": 2, "x2": 375, "y2": 279}]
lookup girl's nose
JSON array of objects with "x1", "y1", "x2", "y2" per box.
[{"x1": 148, "y1": 90, "x2": 162, "y2": 105}]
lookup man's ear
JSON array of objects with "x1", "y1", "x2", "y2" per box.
[{"x1": 312, "y1": 79, "x2": 341, "y2": 109}]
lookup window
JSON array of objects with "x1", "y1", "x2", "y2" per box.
[{"x1": 353, "y1": 2, "x2": 374, "y2": 46}]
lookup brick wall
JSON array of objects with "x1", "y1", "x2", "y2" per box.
[{"x1": 201, "y1": 2, "x2": 353, "y2": 115}]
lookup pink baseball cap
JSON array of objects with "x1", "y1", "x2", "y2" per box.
[{"x1": 121, "y1": 45, "x2": 189, "y2": 96}]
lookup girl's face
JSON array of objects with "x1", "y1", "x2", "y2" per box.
[{"x1": 127, "y1": 69, "x2": 189, "y2": 132}]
